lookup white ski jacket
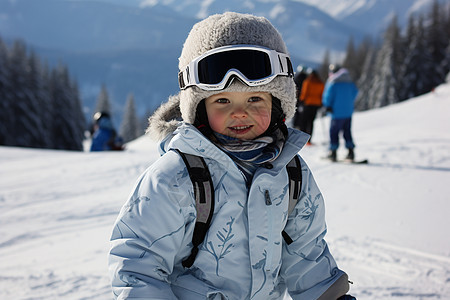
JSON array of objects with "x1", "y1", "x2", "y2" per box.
[{"x1": 108, "y1": 123, "x2": 348, "y2": 299}]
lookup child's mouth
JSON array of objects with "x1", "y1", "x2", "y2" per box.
[{"x1": 228, "y1": 125, "x2": 253, "y2": 134}]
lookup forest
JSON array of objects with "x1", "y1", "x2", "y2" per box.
[
  {"x1": 0, "y1": 0, "x2": 449, "y2": 150},
  {"x1": 318, "y1": 0, "x2": 450, "y2": 111}
]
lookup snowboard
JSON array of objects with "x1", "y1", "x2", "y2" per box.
[{"x1": 321, "y1": 157, "x2": 369, "y2": 164}]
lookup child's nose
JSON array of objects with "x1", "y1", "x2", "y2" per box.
[{"x1": 231, "y1": 107, "x2": 248, "y2": 118}]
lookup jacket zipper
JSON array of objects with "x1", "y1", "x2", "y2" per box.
[{"x1": 264, "y1": 189, "x2": 273, "y2": 272}]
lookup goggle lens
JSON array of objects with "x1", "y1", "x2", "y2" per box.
[
  {"x1": 197, "y1": 50, "x2": 272, "y2": 84},
  {"x1": 179, "y1": 45, "x2": 293, "y2": 90}
]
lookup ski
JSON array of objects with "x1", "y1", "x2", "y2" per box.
[{"x1": 337, "y1": 159, "x2": 369, "y2": 164}]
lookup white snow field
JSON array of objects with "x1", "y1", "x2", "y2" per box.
[{"x1": 1, "y1": 81, "x2": 449, "y2": 299}]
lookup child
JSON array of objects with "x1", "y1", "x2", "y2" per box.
[{"x1": 109, "y1": 12, "x2": 354, "y2": 299}]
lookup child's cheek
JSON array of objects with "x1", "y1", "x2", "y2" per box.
[
  {"x1": 251, "y1": 107, "x2": 272, "y2": 129},
  {"x1": 207, "y1": 111, "x2": 225, "y2": 132}
]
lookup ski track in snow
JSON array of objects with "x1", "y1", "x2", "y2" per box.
[
  {"x1": 329, "y1": 236, "x2": 450, "y2": 299},
  {"x1": 1, "y1": 83, "x2": 450, "y2": 299}
]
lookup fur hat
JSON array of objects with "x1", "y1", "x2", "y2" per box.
[{"x1": 147, "y1": 12, "x2": 296, "y2": 141}]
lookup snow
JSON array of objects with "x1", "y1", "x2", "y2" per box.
[{"x1": 1, "y1": 82, "x2": 450, "y2": 299}]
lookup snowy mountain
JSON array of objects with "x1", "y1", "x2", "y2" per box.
[
  {"x1": 0, "y1": 0, "x2": 441, "y2": 123},
  {"x1": 1, "y1": 78, "x2": 449, "y2": 299}
]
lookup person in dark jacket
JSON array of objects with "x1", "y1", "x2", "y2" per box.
[
  {"x1": 298, "y1": 70, "x2": 324, "y2": 145},
  {"x1": 90, "y1": 112, "x2": 122, "y2": 151},
  {"x1": 322, "y1": 65, "x2": 358, "y2": 161},
  {"x1": 292, "y1": 65, "x2": 308, "y2": 130}
]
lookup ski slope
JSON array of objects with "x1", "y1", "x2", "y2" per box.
[{"x1": 0, "y1": 82, "x2": 449, "y2": 299}]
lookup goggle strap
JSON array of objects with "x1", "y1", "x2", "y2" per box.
[
  {"x1": 179, "y1": 66, "x2": 192, "y2": 90},
  {"x1": 278, "y1": 56, "x2": 284, "y2": 73},
  {"x1": 278, "y1": 53, "x2": 294, "y2": 76},
  {"x1": 178, "y1": 71, "x2": 185, "y2": 89},
  {"x1": 178, "y1": 47, "x2": 293, "y2": 90}
]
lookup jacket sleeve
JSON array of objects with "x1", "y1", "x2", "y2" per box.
[
  {"x1": 321, "y1": 82, "x2": 334, "y2": 110},
  {"x1": 108, "y1": 156, "x2": 191, "y2": 299},
  {"x1": 281, "y1": 157, "x2": 349, "y2": 299}
]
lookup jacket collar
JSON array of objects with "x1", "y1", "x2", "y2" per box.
[{"x1": 160, "y1": 122, "x2": 309, "y2": 171}]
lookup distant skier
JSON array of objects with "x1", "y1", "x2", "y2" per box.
[
  {"x1": 322, "y1": 65, "x2": 358, "y2": 161},
  {"x1": 292, "y1": 65, "x2": 308, "y2": 130},
  {"x1": 298, "y1": 69, "x2": 324, "y2": 145},
  {"x1": 90, "y1": 112, "x2": 123, "y2": 151}
]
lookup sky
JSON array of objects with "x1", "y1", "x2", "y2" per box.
[{"x1": 0, "y1": 79, "x2": 449, "y2": 299}]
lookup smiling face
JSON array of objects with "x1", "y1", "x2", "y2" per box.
[{"x1": 205, "y1": 91, "x2": 272, "y2": 140}]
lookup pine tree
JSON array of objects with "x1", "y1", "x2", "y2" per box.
[
  {"x1": 94, "y1": 84, "x2": 112, "y2": 116},
  {"x1": 366, "y1": 15, "x2": 401, "y2": 108},
  {"x1": 0, "y1": 36, "x2": 84, "y2": 150},
  {"x1": 442, "y1": 44, "x2": 450, "y2": 80},
  {"x1": 0, "y1": 36, "x2": 10, "y2": 145},
  {"x1": 119, "y1": 93, "x2": 141, "y2": 143},
  {"x1": 70, "y1": 80, "x2": 87, "y2": 149},
  {"x1": 439, "y1": 2, "x2": 450, "y2": 77},
  {"x1": 318, "y1": 49, "x2": 331, "y2": 82},
  {"x1": 8, "y1": 40, "x2": 34, "y2": 147},
  {"x1": 26, "y1": 51, "x2": 52, "y2": 148},
  {"x1": 40, "y1": 63, "x2": 54, "y2": 147},
  {"x1": 398, "y1": 15, "x2": 434, "y2": 100},
  {"x1": 343, "y1": 37, "x2": 358, "y2": 80},
  {"x1": 140, "y1": 108, "x2": 153, "y2": 135},
  {"x1": 49, "y1": 64, "x2": 84, "y2": 151},
  {"x1": 352, "y1": 36, "x2": 374, "y2": 83},
  {"x1": 354, "y1": 47, "x2": 377, "y2": 111},
  {"x1": 424, "y1": 0, "x2": 447, "y2": 88}
]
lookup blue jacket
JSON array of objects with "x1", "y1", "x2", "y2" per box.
[
  {"x1": 322, "y1": 69, "x2": 358, "y2": 119},
  {"x1": 108, "y1": 123, "x2": 347, "y2": 299},
  {"x1": 90, "y1": 118, "x2": 115, "y2": 151}
]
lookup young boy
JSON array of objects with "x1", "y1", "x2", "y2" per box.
[{"x1": 109, "y1": 12, "x2": 354, "y2": 299}]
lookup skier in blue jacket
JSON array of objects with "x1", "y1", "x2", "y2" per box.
[
  {"x1": 90, "y1": 112, "x2": 116, "y2": 151},
  {"x1": 322, "y1": 65, "x2": 359, "y2": 162},
  {"x1": 90, "y1": 111, "x2": 124, "y2": 151},
  {"x1": 108, "y1": 12, "x2": 355, "y2": 300}
]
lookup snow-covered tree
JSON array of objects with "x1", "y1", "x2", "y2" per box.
[
  {"x1": 25, "y1": 51, "x2": 53, "y2": 148},
  {"x1": 94, "y1": 84, "x2": 112, "y2": 116},
  {"x1": 318, "y1": 49, "x2": 330, "y2": 82},
  {"x1": 366, "y1": 15, "x2": 401, "y2": 108},
  {"x1": 354, "y1": 47, "x2": 377, "y2": 111},
  {"x1": 0, "y1": 37, "x2": 10, "y2": 145},
  {"x1": 424, "y1": 0, "x2": 448, "y2": 89},
  {"x1": 343, "y1": 37, "x2": 358, "y2": 79},
  {"x1": 398, "y1": 15, "x2": 434, "y2": 101},
  {"x1": 443, "y1": 3, "x2": 450, "y2": 76},
  {"x1": 119, "y1": 93, "x2": 141, "y2": 143},
  {"x1": 140, "y1": 108, "x2": 153, "y2": 135},
  {"x1": 70, "y1": 80, "x2": 87, "y2": 147},
  {"x1": 0, "y1": 36, "x2": 85, "y2": 150},
  {"x1": 49, "y1": 64, "x2": 84, "y2": 151},
  {"x1": 7, "y1": 40, "x2": 44, "y2": 147}
]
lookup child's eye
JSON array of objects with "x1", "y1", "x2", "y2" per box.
[
  {"x1": 216, "y1": 98, "x2": 230, "y2": 104},
  {"x1": 248, "y1": 97, "x2": 262, "y2": 102}
]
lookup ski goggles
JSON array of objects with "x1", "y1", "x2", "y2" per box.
[{"x1": 178, "y1": 45, "x2": 294, "y2": 91}]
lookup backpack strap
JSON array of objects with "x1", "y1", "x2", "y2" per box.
[
  {"x1": 176, "y1": 150, "x2": 302, "y2": 265},
  {"x1": 175, "y1": 150, "x2": 215, "y2": 268},
  {"x1": 282, "y1": 155, "x2": 302, "y2": 245}
]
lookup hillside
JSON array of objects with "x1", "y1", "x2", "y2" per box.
[
  {"x1": 0, "y1": 81, "x2": 449, "y2": 298},
  {"x1": 0, "y1": 0, "x2": 439, "y2": 123}
]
